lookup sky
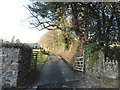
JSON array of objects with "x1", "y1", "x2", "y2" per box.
[{"x1": 0, "y1": 0, "x2": 48, "y2": 43}]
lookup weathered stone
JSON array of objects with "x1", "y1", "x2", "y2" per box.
[
  {"x1": 85, "y1": 50, "x2": 118, "y2": 79},
  {"x1": 0, "y1": 47, "x2": 32, "y2": 88},
  {"x1": 11, "y1": 65, "x2": 18, "y2": 70}
]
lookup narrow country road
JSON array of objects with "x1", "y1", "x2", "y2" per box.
[
  {"x1": 31, "y1": 54, "x2": 81, "y2": 88},
  {"x1": 19, "y1": 54, "x2": 107, "y2": 89}
]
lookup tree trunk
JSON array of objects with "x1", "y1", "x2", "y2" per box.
[
  {"x1": 71, "y1": 3, "x2": 83, "y2": 57},
  {"x1": 79, "y1": 40, "x2": 83, "y2": 56}
]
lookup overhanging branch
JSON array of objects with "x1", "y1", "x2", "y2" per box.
[{"x1": 24, "y1": 5, "x2": 65, "y2": 31}]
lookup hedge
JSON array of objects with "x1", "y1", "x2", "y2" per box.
[{"x1": 1, "y1": 43, "x2": 32, "y2": 51}]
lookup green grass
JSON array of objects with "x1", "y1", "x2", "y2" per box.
[
  {"x1": 37, "y1": 54, "x2": 48, "y2": 68},
  {"x1": 33, "y1": 49, "x2": 40, "y2": 51},
  {"x1": 31, "y1": 49, "x2": 49, "y2": 70}
]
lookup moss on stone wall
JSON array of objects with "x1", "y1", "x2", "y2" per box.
[{"x1": 84, "y1": 44, "x2": 119, "y2": 87}]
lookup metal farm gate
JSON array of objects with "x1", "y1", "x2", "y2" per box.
[{"x1": 74, "y1": 50, "x2": 85, "y2": 73}]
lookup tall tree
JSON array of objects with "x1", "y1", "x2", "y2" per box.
[
  {"x1": 11, "y1": 36, "x2": 15, "y2": 43},
  {"x1": 38, "y1": 30, "x2": 74, "y2": 51},
  {"x1": 28, "y1": 2, "x2": 119, "y2": 57},
  {"x1": 27, "y1": 2, "x2": 88, "y2": 56},
  {"x1": 79, "y1": 2, "x2": 120, "y2": 60},
  {"x1": 28, "y1": 2, "x2": 120, "y2": 83}
]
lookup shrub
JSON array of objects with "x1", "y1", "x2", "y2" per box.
[
  {"x1": 84, "y1": 43, "x2": 101, "y2": 67},
  {"x1": 109, "y1": 46, "x2": 120, "y2": 61},
  {"x1": 1, "y1": 43, "x2": 32, "y2": 51}
]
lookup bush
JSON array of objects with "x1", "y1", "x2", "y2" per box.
[
  {"x1": 109, "y1": 46, "x2": 120, "y2": 61},
  {"x1": 1, "y1": 43, "x2": 32, "y2": 51},
  {"x1": 84, "y1": 43, "x2": 100, "y2": 67},
  {"x1": 84, "y1": 43, "x2": 101, "y2": 53}
]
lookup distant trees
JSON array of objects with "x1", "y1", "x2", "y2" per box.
[
  {"x1": 38, "y1": 30, "x2": 58, "y2": 50},
  {"x1": 38, "y1": 30, "x2": 74, "y2": 51},
  {"x1": 11, "y1": 36, "x2": 15, "y2": 43},
  {"x1": 15, "y1": 39, "x2": 21, "y2": 43},
  {"x1": 10, "y1": 36, "x2": 21, "y2": 43}
]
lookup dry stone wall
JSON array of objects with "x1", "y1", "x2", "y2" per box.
[
  {"x1": 2, "y1": 47, "x2": 20, "y2": 88},
  {"x1": 85, "y1": 50, "x2": 118, "y2": 79},
  {"x1": 0, "y1": 46, "x2": 32, "y2": 88},
  {"x1": 0, "y1": 48, "x2": 2, "y2": 89},
  {"x1": 17, "y1": 47, "x2": 32, "y2": 85}
]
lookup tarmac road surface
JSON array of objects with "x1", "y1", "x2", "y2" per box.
[{"x1": 32, "y1": 54, "x2": 81, "y2": 88}]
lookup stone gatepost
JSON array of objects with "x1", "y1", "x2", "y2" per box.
[
  {"x1": 99, "y1": 50, "x2": 105, "y2": 72},
  {"x1": 0, "y1": 45, "x2": 32, "y2": 88}
]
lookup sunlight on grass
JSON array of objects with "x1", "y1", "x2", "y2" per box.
[
  {"x1": 58, "y1": 56, "x2": 61, "y2": 59},
  {"x1": 37, "y1": 54, "x2": 48, "y2": 67},
  {"x1": 33, "y1": 49, "x2": 41, "y2": 52},
  {"x1": 31, "y1": 49, "x2": 49, "y2": 69}
]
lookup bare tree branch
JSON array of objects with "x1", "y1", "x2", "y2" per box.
[{"x1": 24, "y1": 5, "x2": 65, "y2": 31}]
